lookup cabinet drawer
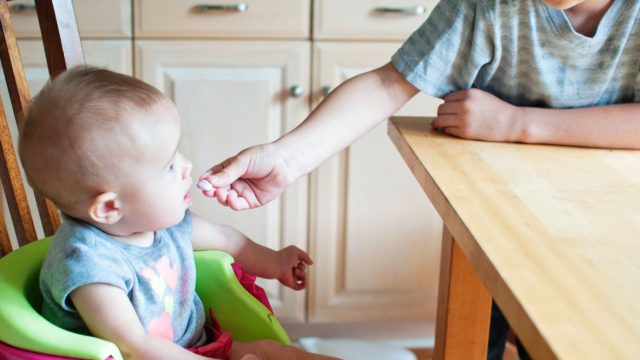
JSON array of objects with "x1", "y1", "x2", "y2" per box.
[
  {"x1": 314, "y1": 0, "x2": 436, "y2": 40},
  {"x1": 135, "y1": 0, "x2": 310, "y2": 39},
  {"x1": 7, "y1": 0, "x2": 131, "y2": 38}
]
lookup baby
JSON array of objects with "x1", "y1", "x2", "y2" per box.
[{"x1": 19, "y1": 66, "x2": 333, "y2": 360}]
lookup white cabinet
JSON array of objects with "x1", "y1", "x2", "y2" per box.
[
  {"x1": 308, "y1": 42, "x2": 443, "y2": 323},
  {"x1": 135, "y1": 40, "x2": 310, "y2": 322}
]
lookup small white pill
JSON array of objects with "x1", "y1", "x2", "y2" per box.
[{"x1": 197, "y1": 180, "x2": 213, "y2": 191}]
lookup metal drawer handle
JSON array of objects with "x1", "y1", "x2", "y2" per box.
[
  {"x1": 321, "y1": 85, "x2": 332, "y2": 97},
  {"x1": 193, "y1": 3, "x2": 248, "y2": 13},
  {"x1": 9, "y1": 3, "x2": 37, "y2": 12},
  {"x1": 373, "y1": 6, "x2": 426, "y2": 15},
  {"x1": 289, "y1": 85, "x2": 304, "y2": 98}
]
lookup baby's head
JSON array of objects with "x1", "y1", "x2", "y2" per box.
[{"x1": 20, "y1": 66, "x2": 194, "y2": 234}]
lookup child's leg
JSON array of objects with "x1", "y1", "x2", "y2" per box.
[
  {"x1": 488, "y1": 301, "x2": 533, "y2": 360},
  {"x1": 487, "y1": 301, "x2": 510, "y2": 360}
]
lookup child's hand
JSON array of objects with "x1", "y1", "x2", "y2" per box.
[
  {"x1": 197, "y1": 143, "x2": 297, "y2": 210},
  {"x1": 276, "y1": 245, "x2": 313, "y2": 290},
  {"x1": 433, "y1": 88, "x2": 525, "y2": 143}
]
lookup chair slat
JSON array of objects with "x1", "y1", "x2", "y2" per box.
[
  {"x1": 35, "y1": 0, "x2": 84, "y2": 77},
  {"x1": 32, "y1": 0, "x2": 84, "y2": 235},
  {"x1": 0, "y1": 0, "x2": 84, "y2": 253},
  {"x1": 34, "y1": 0, "x2": 83, "y2": 234},
  {"x1": 0, "y1": 0, "x2": 61, "y2": 238},
  {"x1": 0, "y1": 1, "x2": 37, "y2": 249},
  {"x1": 0, "y1": 206, "x2": 11, "y2": 257},
  {"x1": 0, "y1": 93, "x2": 37, "y2": 247}
]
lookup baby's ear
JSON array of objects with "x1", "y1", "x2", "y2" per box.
[{"x1": 88, "y1": 192, "x2": 123, "y2": 225}]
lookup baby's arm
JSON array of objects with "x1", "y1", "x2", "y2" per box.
[
  {"x1": 191, "y1": 213, "x2": 312, "y2": 289},
  {"x1": 434, "y1": 88, "x2": 640, "y2": 149},
  {"x1": 70, "y1": 283, "x2": 213, "y2": 360}
]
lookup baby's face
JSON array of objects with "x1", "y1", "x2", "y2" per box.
[{"x1": 115, "y1": 99, "x2": 194, "y2": 232}]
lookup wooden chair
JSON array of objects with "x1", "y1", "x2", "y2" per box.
[
  {"x1": 0, "y1": 2, "x2": 289, "y2": 359},
  {"x1": 0, "y1": 0, "x2": 83, "y2": 258}
]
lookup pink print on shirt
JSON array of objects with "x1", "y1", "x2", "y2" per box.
[{"x1": 141, "y1": 256, "x2": 179, "y2": 340}]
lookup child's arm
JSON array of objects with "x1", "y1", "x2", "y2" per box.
[
  {"x1": 191, "y1": 213, "x2": 312, "y2": 289},
  {"x1": 199, "y1": 62, "x2": 419, "y2": 210},
  {"x1": 433, "y1": 88, "x2": 640, "y2": 149},
  {"x1": 70, "y1": 284, "x2": 213, "y2": 360}
]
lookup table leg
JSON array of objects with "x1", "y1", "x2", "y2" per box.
[{"x1": 433, "y1": 225, "x2": 492, "y2": 359}]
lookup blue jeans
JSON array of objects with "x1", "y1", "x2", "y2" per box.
[{"x1": 487, "y1": 301, "x2": 532, "y2": 360}]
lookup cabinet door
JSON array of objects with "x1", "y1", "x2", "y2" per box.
[
  {"x1": 309, "y1": 42, "x2": 443, "y2": 322},
  {"x1": 1, "y1": 40, "x2": 132, "y2": 247},
  {"x1": 136, "y1": 41, "x2": 310, "y2": 322}
]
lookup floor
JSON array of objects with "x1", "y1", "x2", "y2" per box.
[
  {"x1": 409, "y1": 342, "x2": 518, "y2": 360},
  {"x1": 409, "y1": 348, "x2": 432, "y2": 360}
]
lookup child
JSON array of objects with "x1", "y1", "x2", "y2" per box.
[
  {"x1": 19, "y1": 66, "x2": 335, "y2": 360},
  {"x1": 198, "y1": 0, "x2": 640, "y2": 358}
]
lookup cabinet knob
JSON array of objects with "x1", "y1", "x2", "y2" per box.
[
  {"x1": 289, "y1": 85, "x2": 304, "y2": 98},
  {"x1": 321, "y1": 85, "x2": 332, "y2": 97},
  {"x1": 373, "y1": 6, "x2": 426, "y2": 15},
  {"x1": 193, "y1": 3, "x2": 248, "y2": 13}
]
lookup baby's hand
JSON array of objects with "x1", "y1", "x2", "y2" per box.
[{"x1": 276, "y1": 245, "x2": 313, "y2": 290}]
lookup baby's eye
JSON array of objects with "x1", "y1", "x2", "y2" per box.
[{"x1": 168, "y1": 163, "x2": 175, "y2": 172}]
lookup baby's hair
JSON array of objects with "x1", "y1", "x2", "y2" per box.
[{"x1": 19, "y1": 66, "x2": 166, "y2": 213}]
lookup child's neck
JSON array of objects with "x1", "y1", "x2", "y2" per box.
[
  {"x1": 111, "y1": 231, "x2": 155, "y2": 247},
  {"x1": 564, "y1": 0, "x2": 613, "y2": 37},
  {"x1": 92, "y1": 220, "x2": 156, "y2": 247}
]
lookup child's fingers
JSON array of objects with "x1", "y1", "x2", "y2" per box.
[
  {"x1": 437, "y1": 101, "x2": 462, "y2": 116},
  {"x1": 202, "y1": 189, "x2": 216, "y2": 197},
  {"x1": 442, "y1": 89, "x2": 469, "y2": 102},
  {"x1": 231, "y1": 181, "x2": 261, "y2": 209},
  {"x1": 226, "y1": 189, "x2": 251, "y2": 210},
  {"x1": 294, "y1": 277, "x2": 306, "y2": 290},
  {"x1": 432, "y1": 114, "x2": 460, "y2": 129},
  {"x1": 294, "y1": 263, "x2": 307, "y2": 278},
  {"x1": 441, "y1": 126, "x2": 465, "y2": 139},
  {"x1": 215, "y1": 188, "x2": 229, "y2": 204},
  {"x1": 208, "y1": 156, "x2": 248, "y2": 188},
  {"x1": 196, "y1": 179, "x2": 213, "y2": 191},
  {"x1": 227, "y1": 190, "x2": 250, "y2": 210},
  {"x1": 199, "y1": 163, "x2": 224, "y2": 182},
  {"x1": 297, "y1": 250, "x2": 314, "y2": 265}
]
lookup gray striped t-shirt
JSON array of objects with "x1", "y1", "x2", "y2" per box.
[{"x1": 392, "y1": 0, "x2": 640, "y2": 108}]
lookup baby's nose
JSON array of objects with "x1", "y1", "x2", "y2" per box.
[{"x1": 183, "y1": 159, "x2": 193, "y2": 178}]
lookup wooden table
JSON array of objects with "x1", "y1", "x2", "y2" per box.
[{"x1": 388, "y1": 117, "x2": 640, "y2": 359}]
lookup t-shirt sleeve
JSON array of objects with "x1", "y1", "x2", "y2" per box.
[
  {"x1": 391, "y1": 0, "x2": 495, "y2": 98},
  {"x1": 42, "y1": 230, "x2": 134, "y2": 312}
]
